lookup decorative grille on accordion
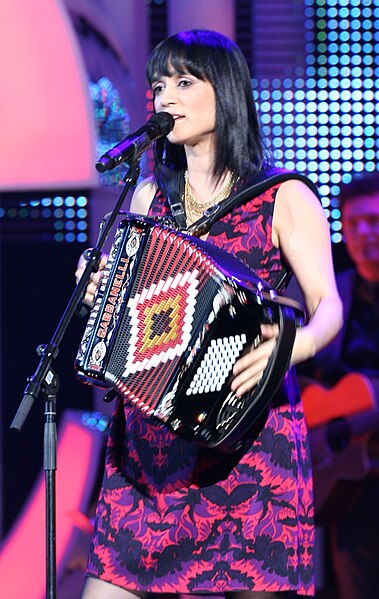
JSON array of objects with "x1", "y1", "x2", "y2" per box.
[{"x1": 75, "y1": 215, "x2": 304, "y2": 450}]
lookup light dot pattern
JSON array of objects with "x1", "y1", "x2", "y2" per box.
[
  {"x1": 0, "y1": 193, "x2": 89, "y2": 243},
  {"x1": 252, "y1": 0, "x2": 379, "y2": 244}
]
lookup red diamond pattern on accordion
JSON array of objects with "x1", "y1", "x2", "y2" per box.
[{"x1": 124, "y1": 270, "x2": 198, "y2": 373}]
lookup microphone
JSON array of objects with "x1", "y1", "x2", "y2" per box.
[{"x1": 95, "y1": 112, "x2": 175, "y2": 172}]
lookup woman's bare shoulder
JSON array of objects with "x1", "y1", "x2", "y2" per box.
[{"x1": 130, "y1": 176, "x2": 157, "y2": 215}]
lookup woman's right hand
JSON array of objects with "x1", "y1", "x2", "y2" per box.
[{"x1": 75, "y1": 252, "x2": 108, "y2": 308}]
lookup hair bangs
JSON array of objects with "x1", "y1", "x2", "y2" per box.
[
  {"x1": 148, "y1": 29, "x2": 269, "y2": 184},
  {"x1": 146, "y1": 32, "x2": 212, "y2": 85}
]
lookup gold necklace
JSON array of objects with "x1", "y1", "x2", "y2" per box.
[{"x1": 184, "y1": 170, "x2": 234, "y2": 223}]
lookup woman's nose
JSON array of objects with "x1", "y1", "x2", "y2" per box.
[{"x1": 158, "y1": 85, "x2": 177, "y2": 107}]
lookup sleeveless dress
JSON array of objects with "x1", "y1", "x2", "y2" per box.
[{"x1": 86, "y1": 179, "x2": 315, "y2": 596}]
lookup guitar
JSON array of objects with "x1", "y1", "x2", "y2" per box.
[{"x1": 300, "y1": 373, "x2": 379, "y2": 523}]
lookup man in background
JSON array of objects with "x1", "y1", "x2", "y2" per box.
[{"x1": 297, "y1": 170, "x2": 379, "y2": 598}]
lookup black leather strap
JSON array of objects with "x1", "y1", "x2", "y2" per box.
[
  {"x1": 164, "y1": 168, "x2": 319, "y2": 237},
  {"x1": 160, "y1": 169, "x2": 187, "y2": 229},
  {"x1": 187, "y1": 169, "x2": 319, "y2": 236}
]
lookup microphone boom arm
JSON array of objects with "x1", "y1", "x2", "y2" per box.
[{"x1": 96, "y1": 112, "x2": 174, "y2": 173}]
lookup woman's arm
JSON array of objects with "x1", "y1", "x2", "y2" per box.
[
  {"x1": 274, "y1": 179, "x2": 343, "y2": 364},
  {"x1": 129, "y1": 176, "x2": 157, "y2": 215},
  {"x1": 232, "y1": 179, "x2": 343, "y2": 397}
]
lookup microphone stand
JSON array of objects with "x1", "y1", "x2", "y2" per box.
[{"x1": 10, "y1": 158, "x2": 141, "y2": 599}]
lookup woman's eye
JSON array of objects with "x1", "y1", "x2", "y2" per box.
[
  {"x1": 152, "y1": 84, "x2": 164, "y2": 95},
  {"x1": 178, "y1": 79, "x2": 192, "y2": 87}
]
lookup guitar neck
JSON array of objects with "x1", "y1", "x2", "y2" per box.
[{"x1": 324, "y1": 410, "x2": 379, "y2": 440}]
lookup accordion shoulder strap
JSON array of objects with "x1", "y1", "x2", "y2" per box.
[
  {"x1": 159, "y1": 169, "x2": 187, "y2": 230},
  {"x1": 187, "y1": 169, "x2": 319, "y2": 237}
]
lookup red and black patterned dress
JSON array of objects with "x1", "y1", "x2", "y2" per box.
[{"x1": 86, "y1": 178, "x2": 315, "y2": 596}]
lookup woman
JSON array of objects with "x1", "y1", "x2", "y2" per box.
[{"x1": 77, "y1": 30, "x2": 342, "y2": 599}]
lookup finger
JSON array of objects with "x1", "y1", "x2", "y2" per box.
[
  {"x1": 233, "y1": 336, "x2": 277, "y2": 376},
  {"x1": 89, "y1": 270, "x2": 104, "y2": 284},
  {"x1": 99, "y1": 255, "x2": 108, "y2": 269},
  {"x1": 75, "y1": 267, "x2": 99, "y2": 286},
  {"x1": 76, "y1": 251, "x2": 107, "y2": 272},
  {"x1": 82, "y1": 288, "x2": 97, "y2": 308},
  {"x1": 260, "y1": 323, "x2": 279, "y2": 340},
  {"x1": 87, "y1": 279, "x2": 100, "y2": 294},
  {"x1": 75, "y1": 267, "x2": 84, "y2": 285},
  {"x1": 232, "y1": 377, "x2": 258, "y2": 398},
  {"x1": 231, "y1": 355, "x2": 269, "y2": 396},
  {"x1": 75, "y1": 256, "x2": 107, "y2": 285},
  {"x1": 232, "y1": 346, "x2": 272, "y2": 384},
  {"x1": 231, "y1": 336, "x2": 278, "y2": 396}
]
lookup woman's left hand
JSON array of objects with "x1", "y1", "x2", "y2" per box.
[{"x1": 231, "y1": 323, "x2": 279, "y2": 397}]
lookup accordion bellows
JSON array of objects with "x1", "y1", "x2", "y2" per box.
[{"x1": 75, "y1": 215, "x2": 304, "y2": 451}]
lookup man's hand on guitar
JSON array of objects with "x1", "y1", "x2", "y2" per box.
[
  {"x1": 75, "y1": 253, "x2": 108, "y2": 308},
  {"x1": 231, "y1": 323, "x2": 279, "y2": 397}
]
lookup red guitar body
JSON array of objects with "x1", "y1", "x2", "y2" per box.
[{"x1": 300, "y1": 373, "x2": 379, "y2": 523}]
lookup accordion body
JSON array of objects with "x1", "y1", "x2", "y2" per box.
[{"x1": 75, "y1": 215, "x2": 304, "y2": 451}]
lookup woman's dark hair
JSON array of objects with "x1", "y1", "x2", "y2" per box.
[{"x1": 146, "y1": 29, "x2": 270, "y2": 187}]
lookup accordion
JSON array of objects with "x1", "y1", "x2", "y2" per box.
[{"x1": 75, "y1": 214, "x2": 305, "y2": 451}]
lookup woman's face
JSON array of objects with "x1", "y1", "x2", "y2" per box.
[{"x1": 152, "y1": 68, "x2": 216, "y2": 149}]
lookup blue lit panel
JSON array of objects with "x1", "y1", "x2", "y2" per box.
[
  {"x1": 0, "y1": 193, "x2": 89, "y2": 243},
  {"x1": 252, "y1": 0, "x2": 379, "y2": 243}
]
